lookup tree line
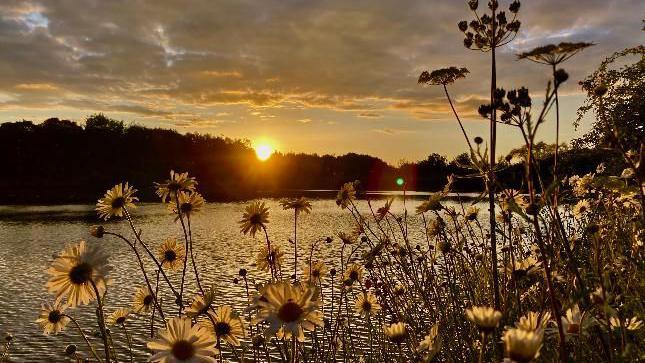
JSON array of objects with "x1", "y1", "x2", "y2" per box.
[{"x1": 0, "y1": 114, "x2": 621, "y2": 204}]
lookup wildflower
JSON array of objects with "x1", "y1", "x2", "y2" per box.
[
  {"x1": 168, "y1": 191, "x2": 204, "y2": 220},
  {"x1": 427, "y1": 217, "x2": 445, "y2": 237},
  {"x1": 466, "y1": 306, "x2": 502, "y2": 333},
  {"x1": 561, "y1": 305, "x2": 584, "y2": 336},
  {"x1": 35, "y1": 302, "x2": 70, "y2": 335},
  {"x1": 418, "y1": 67, "x2": 469, "y2": 86},
  {"x1": 609, "y1": 316, "x2": 643, "y2": 331},
  {"x1": 500, "y1": 189, "x2": 528, "y2": 213},
  {"x1": 253, "y1": 282, "x2": 323, "y2": 341},
  {"x1": 384, "y1": 322, "x2": 407, "y2": 344},
  {"x1": 342, "y1": 264, "x2": 364, "y2": 286},
  {"x1": 571, "y1": 174, "x2": 594, "y2": 197},
  {"x1": 302, "y1": 261, "x2": 328, "y2": 284},
  {"x1": 337, "y1": 231, "x2": 357, "y2": 245},
  {"x1": 517, "y1": 42, "x2": 594, "y2": 65},
  {"x1": 107, "y1": 308, "x2": 130, "y2": 326},
  {"x1": 154, "y1": 170, "x2": 197, "y2": 203},
  {"x1": 46, "y1": 240, "x2": 111, "y2": 307},
  {"x1": 502, "y1": 328, "x2": 543, "y2": 363},
  {"x1": 279, "y1": 197, "x2": 312, "y2": 215},
  {"x1": 416, "y1": 193, "x2": 443, "y2": 214},
  {"x1": 516, "y1": 311, "x2": 551, "y2": 335},
  {"x1": 336, "y1": 182, "x2": 357, "y2": 208},
  {"x1": 460, "y1": 0, "x2": 521, "y2": 52},
  {"x1": 239, "y1": 201, "x2": 269, "y2": 237},
  {"x1": 200, "y1": 305, "x2": 245, "y2": 346},
  {"x1": 620, "y1": 168, "x2": 636, "y2": 179},
  {"x1": 354, "y1": 292, "x2": 381, "y2": 318},
  {"x1": 417, "y1": 324, "x2": 441, "y2": 361},
  {"x1": 465, "y1": 205, "x2": 480, "y2": 220},
  {"x1": 573, "y1": 200, "x2": 591, "y2": 216},
  {"x1": 256, "y1": 244, "x2": 285, "y2": 273},
  {"x1": 132, "y1": 286, "x2": 155, "y2": 313},
  {"x1": 95, "y1": 183, "x2": 138, "y2": 220},
  {"x1": 148, "y1": 316, "x2": 218, "y2": 362},
  {"x1": 504, "y1": 256, "x2": 541, "y2": 279},
  {"x1": 394, "y1": 283, "x2": 406, "y2": 296},
  {"x1": 376, "y1": 199, "x2": 393, "y2": 221},
  {"x1": 157, "y1": 237, "x2": 185, "y2": 271},
  {"x1": 185, "y1": 286, "x2": 217, "y2": 318}
]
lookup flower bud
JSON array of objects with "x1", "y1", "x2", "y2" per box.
[
  {"x1": 509, "y1": 0, "x2": 520, "y2": 13},
  {"x1": 458, "y1": 20, "x2": 468, "y2": 32},
  {"x1": 554, "y1": 69, "x2": 569, "y2": 86},
  {"x1": 90, "y1": 225, "x2": 105, "y2": 238},
  {"x1": 65, "y1": 344, "x2": 77, "y2": 355}
]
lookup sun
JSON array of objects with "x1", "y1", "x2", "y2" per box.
[{"x1": 255, "y1": 143, "x2": 274, "y2": 161}]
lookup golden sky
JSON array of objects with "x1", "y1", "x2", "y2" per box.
[{"x1": 0, "y1": 0, "x2": 642, "y2": 163}]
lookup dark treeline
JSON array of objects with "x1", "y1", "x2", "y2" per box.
[{"x1": 0, "y1": 114, "x2": 621, "y2": 204}]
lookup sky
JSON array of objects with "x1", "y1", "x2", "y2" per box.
[{"x1": 0, "y1": 0, "x2": 642, "y2": 164}]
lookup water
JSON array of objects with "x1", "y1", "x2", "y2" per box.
[{"x1": 0, "y1": 194, "x2": 476, "y2": 361}]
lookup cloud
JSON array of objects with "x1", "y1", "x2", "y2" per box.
[
  {"x1": 0, "y1": 0, "x2": 641, "y2": 160},
  {"x1": 371, "y1": 128, "x2": 413, "y2": 135},
  {"x1": 358, "y1": 111, "x2": 382, "y2": 118},
  {"x1": 14, "y1": 83, "x2": 59, "y2": 91}
]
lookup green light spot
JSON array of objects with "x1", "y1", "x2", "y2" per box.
[{"x1": 396, "y1": 177, "x2": 404, "y2": 186}]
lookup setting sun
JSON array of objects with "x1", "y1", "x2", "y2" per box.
[{"x1": 255, "y1": 143, "x2": 274, "y2": 161}]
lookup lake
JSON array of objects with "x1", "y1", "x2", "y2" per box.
[{"x1": 0, "y1": 193, "x2": 479, "y2": 361}]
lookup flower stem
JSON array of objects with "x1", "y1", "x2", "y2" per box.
[
  {"x1": 121, "y1": 324, "x2": 134, "y2": 363},
  {"x1": 90, "y1": 281, "x2": 111, "y2": 363},
  {"x1": 65, "y1": 314, "x2": 103, "y2": 363}
]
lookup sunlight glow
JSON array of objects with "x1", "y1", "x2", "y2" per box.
[{"x1": 255, "y1": 143, "x2": 274, "y2": 161}]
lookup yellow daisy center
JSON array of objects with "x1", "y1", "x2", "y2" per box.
[
  {"x1": 143, "y1": 295, "x2": 154, "y2": 306},
  {"x1": 111, "y1": 196, "x2": 125, "y2": 209},
  {"x1": 48, "y1": 310, "x2": 62, "y2": 324},
  {"x1": 164, "y1": 250, "x2": 177, "y2": 262},
  {"x1": 214, "y1": 322, "x2": 231, "y2": 337},
  {"x1": 171, "y1": 340, "x2": 195, "y2": 360},
  {"x1": 250, "y1": 213, "x2": 263, "y2": 225},
  {"x1": 69, "y1": 262, "x2": 93, "y2": 285},
  {"x1": 168, "y1": 182, "x2": 182, "y2": 192},
  {"x1": 180, "y1": 203, "x2": 193, "y2": 213},
  {"x1": 278, "y1": 300, "x2": 304, "y2": 323}
]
